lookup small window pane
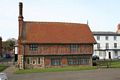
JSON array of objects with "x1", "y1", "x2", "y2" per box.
[
  {"x1": 114, "y1": 36, "x2": 117, "y2": 40},
  {"x1": 106, "y1": 43, "x2": 109, "y2": 49},
  {"x1": 70, "y1": 45, "x2": 79, "y2": 52},
  {"x1": 27, "y1": 58, "x2": 29, "y2": 64},
  {"x1": 67, "y1": 56, "x2": 90, "y2": 65},
  {"x1": 51, "y1": 57, "x2": 61, "y2": 66},
  {"x1": 97, "y1": 43, "x2": 100, "y2": 49},
  {"x1": 97, "y1": 36, "x2": 100, "y2": 40},
  {"x1": 114, "y1": 51, "x2": 118, "y2": 56},
  {"x1": 105, "y1": 36, "x2": 108, "y2": 40},
  {"x1": 29, "y1": 44, "x2": 38, "y2": 51},
  {"x1": 38, "y1": 57, "x2": 40, "y2": 64},
  {"x1": 114, "y1": 43, "x2": 117, "y2": 48}
]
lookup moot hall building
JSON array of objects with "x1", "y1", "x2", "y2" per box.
[{"x1": 18, "y1": 2, "x2": 96, "y2": 69}]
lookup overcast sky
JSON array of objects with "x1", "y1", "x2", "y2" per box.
[{"x1": 0, "y1": 0, "x2": 120, "y2": 40}]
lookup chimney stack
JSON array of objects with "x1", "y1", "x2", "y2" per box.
[
  {"x1": 116, "y1": 24, "x2": 120, "y2": 34},
  {"x1": 18, "y1": 2, "x2": 24, "y2": 38},
  {"x1": 18, "y1": 2, "x2": 23, "y2": 21}
]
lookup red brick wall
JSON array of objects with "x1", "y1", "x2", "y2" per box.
[
  {"x1": 21, "y1": 44, "x2": 93, "y2": 68},
  {"x1": 44, "y1": 56, "x2": 51, "y2": 67},
  {"x1": 24, "y1": 44, "x2": 93, "y2": 55},
  {"x1": 44, "y1": 55, "x2": 92, "y2": 68},
  {"x1": 62, "y1": 56, "x2": 67, "y2": 66}
]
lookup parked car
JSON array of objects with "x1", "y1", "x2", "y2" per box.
[
  {"x1": 92, "y1": 55, "x2": 99, "y2": 60},
  {"x1": 5, "y1": 54, "x2": 11, "y2": 58},
  {"x1": 92, "y1": 55, "x2": 99, "y2": 66},
  {"x1": 0, "y1": 73, "x2": 8, "y2": 80},
  {"x1": 117, "y1": 56, "x2": 120, "y2": 59}
]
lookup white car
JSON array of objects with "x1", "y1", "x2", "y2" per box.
[
  {"x1": 117, "y1": 56, "x2": 120, "y2": 59},
  {"x1": 0, "y1": 73, "x2": 8, "y2": 80}
]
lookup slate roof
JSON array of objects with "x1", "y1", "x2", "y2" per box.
[{"x1": 93, "y1": 31, "x2": 120, "y2": 36}]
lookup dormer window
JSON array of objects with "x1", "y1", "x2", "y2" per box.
[{"x1": 29, "y1": 44, "x2": 38, "y2": 51}]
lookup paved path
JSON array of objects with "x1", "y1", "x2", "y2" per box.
[
  {"x1": 3, "y1": 66, "x2": 16, "y2": 74},
  {"x1": 2, "y1": 67, "x2": 120, "y2": 80}
]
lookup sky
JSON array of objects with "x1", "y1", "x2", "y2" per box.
[{"x1": 0, "y1": 0, "x2": 120, "y2": 41}]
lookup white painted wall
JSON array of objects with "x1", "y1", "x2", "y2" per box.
[
  {"x1": 93, "y1": 35, "x2": 120, "y2": 59},
  {"x1": 15, "y1": 46, "x2": 18, "y2": 54}
]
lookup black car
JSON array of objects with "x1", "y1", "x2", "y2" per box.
[
  {"x1": 92, "y1": 55, "x2": 99, "y2": 60},
  {"x1": 92, "y1": 55, "x2": 99, "y2": 66}
]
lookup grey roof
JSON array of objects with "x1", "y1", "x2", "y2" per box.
[{"x1": 93, "y1": 31, "x2": 120, "y2": 36}]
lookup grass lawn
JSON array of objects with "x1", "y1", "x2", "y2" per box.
[
  {"x1": 15, "y1": 66, "x2": 97, "y2": 74},
  {"x1": 110, "y1": 60, "x2": 120, "y2": 68},
  {"x1": 0, "y1": 64, "x2": 8, "y2": 72},
  {"x1": 95, "y1": 60, "x2": 120, "y2": 68},
  {"x1": 15, "y1": 60, "x2": 120, "y2": 74}
]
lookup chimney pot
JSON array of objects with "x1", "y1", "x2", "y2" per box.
[
  {"x1": 19, "y1": 2, "x2": 23, "y2": 17},
  {"x1": 18, "y1": 2, "x2": 23, "y2": 21},
  {"x1": 116, "y1": 24, "x2": 120, "y2": 34}
]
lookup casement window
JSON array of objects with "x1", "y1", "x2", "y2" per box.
[
  {"x1": 38, "y1": 57, "x2": 41, "y2": 64},
  {"x1": 70, "y1": 44, "x2": 79, "y2": 52},
  {"x1": 67, "y1": 58, "x2": 77, "y2": 65},
  {"x1": 97, "y1": 36, "x2": 100, "y2": 40},
  {"x1": 32, "y1": 60, "x2": 36, "y2": 64},
  {"x1": 51, "y1": 57, "x2": 61, "y2": 66},
  {"x1": 29, "y1": 44, "x2": 38, "y2": 51},
  {"x1": 114, "y1": 51, "x2": 118, "y2": 56},
  {"x1": 114, "y1": 36, "x2": 117, "y2": 40},
  {"x1": 106, "y1": 43, "x2": 109, "y2": 49},
  {"x1": 80, "y1": 56, "x2": 89, "y2": 65},
  {"x1": 105, "y1": 36, "x2": 109, "y2": 40},
  {"x1": 26, "y1": 58, "x2": 30, "y2": 64},
  {"x1": 99, "y1": 51, "x2": 106, "y2": 57},
  {"x1": 97, "y1": 43, "x2": 100, "y2": 49},
  {"x1": 114, "y1": 43, "x2": 117, "y2": 48},
  {"x1": 26, "y1": 57, "x2": 41, "y2": 65},
  {"x1": 67, "y1": 56, "x2": 90, "y2": 65}
]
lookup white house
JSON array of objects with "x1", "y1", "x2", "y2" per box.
[{"x1": 93, "y1": 24, "x2": 120, "y2": 59}]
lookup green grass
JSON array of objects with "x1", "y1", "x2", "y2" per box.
[
  {"x1": 15, "y1": 60, "x2": 120, "y2": 74},
  {"x1": 110, "y1": 60, "x2": 120, "y2": 68},
  {"x1": 95, "y1": 60, "x2": 120, "y2": 68},
  {"x1": 0, "y1": 64, "x2": 8, "y2": 72},
  {"x1": 15, "y1": 66, "x2": 97, "y2": 74}
]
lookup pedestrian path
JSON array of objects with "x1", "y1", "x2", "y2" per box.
[{"x1": 2, "y1": 66, "x2": 16, "y2": 75}]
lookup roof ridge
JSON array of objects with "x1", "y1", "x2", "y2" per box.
[
  {"x1": 93, "y1": 31, "x2": 115, "y2": 33},
  {"x1": 24, "y1": 21, "x2": 87, "y2": 25}
]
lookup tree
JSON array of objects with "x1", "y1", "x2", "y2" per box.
[{"x1": 2, "y1": 38, "x2": 17, "y2": 52}]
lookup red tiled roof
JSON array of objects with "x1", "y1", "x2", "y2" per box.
[{"x1": 22, "y1": 22, "x2": 96, "y2": 44}]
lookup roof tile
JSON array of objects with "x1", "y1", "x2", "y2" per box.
[{"x1": 22, "y1": 22, "x2": 96, "y2": 44}]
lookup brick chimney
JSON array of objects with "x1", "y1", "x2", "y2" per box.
[
  {"x1": 116, "y1": 24, "x2": 120, "y2": 34},
  {"x1": 18, "y1": 2, "x2": 23, "y2": 20},
  {"x1": 18, "y1": 2, "x2": 24, "y2": 37},
  {"x1": 18, "y1": 2, "x2": 24, "y2": 69}
]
